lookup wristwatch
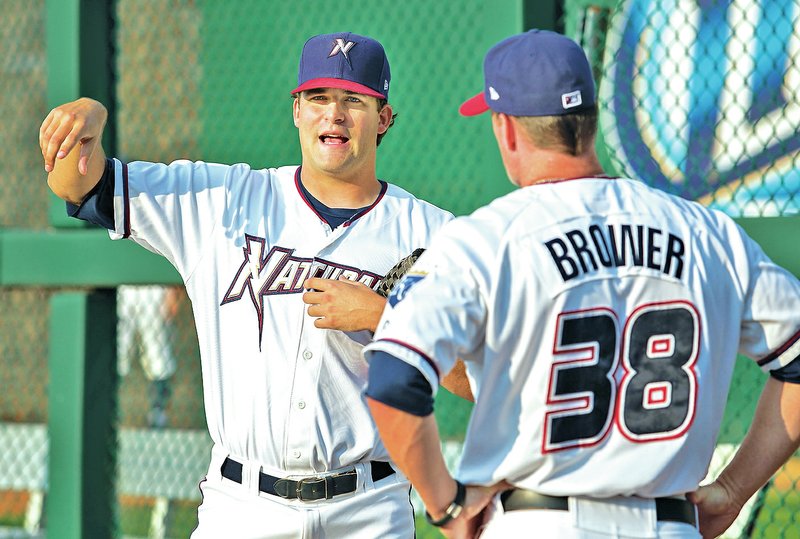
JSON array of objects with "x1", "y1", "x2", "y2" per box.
[{"x1": 425, "y1": 480, "x2": 466, "y2": 527}]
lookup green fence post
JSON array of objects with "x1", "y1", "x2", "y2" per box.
[
  {"x1": 47, "y1": 291, "x2": 117, "y2": 539},
  {"x1": 46, "y1": 0, "x2": 116, "y2": 228},
  {"x1": 45, "y1": 1, "x2": 118, "y2": 537}
]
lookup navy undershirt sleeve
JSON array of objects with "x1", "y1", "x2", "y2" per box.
[
  {"x1": 66, "y1": 158, "x2": 115, "y2": 230},
  {"x1": 770, "y1": 354, "x2": 800, "y2": 384},
  {"x1": 366, "y1": 351, "x2": 434, "y2": 416}
]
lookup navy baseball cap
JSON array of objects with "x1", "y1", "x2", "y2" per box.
[
  {"x1": 459, "y1": 29, "x2": 595, "y2": 117},
  {"x1": 292, "y1": 32, "x2": 391, "y2": 100}
]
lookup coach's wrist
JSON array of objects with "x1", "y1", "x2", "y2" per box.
[{"x1": 425, "y1": 479, "x2": 465, "y2": 527}]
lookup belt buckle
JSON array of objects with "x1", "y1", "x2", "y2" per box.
[{"x1": 296, "y1": 476, "x2": 328, "y2": 501}]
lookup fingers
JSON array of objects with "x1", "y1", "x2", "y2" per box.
[
  {"x1": 39, "y1": 98, "x2": 106, "y2": 173},
  {"x1": 313, "y1": 317, "x2": 333, "y2": 329},
  {"x1": 38, "y1": 111, "x2": 55, "y2": 153},
  {"x1": 302, "y1": 290, "x2": 323, "y2": 305},
  {"x1": 304, "y1": 277, "x2": 327, "y2": 291},
  {"x1": 305, "y1": 301, "x2": 333, "y2": 328},
  {"x1": 305, "y1": 277, "x2": 364, "y2": 290},
  {"x1": 42, "y1": 116, "x2": 79, "y2": 172},
  {"x1": 302, "y1": 278, "x2": 355, "y2": 303}
]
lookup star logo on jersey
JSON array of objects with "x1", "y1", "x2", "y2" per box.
[
  {"x1": 388, "y1": 273, "x2": 426, "y2": 308},
  {"x1": 329, "y1": 39, "x2": 356, "y2": 65},
  {"x1": 221, "y1": 234, "x2": 382, "y2": 349}
]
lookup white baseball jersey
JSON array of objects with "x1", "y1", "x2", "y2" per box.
[
  {"x1": 366, "y1": 177, "x2": 800, "y2": 498},
  {"x1": 107, "y1": 158, "x2": 453, "y2": 475}
]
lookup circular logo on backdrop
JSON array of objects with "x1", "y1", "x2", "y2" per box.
[{"x1": 600, "y1": 0, "x2": 800, "y2": 216}]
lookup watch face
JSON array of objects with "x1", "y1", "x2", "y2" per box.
[{"x1": 426, "y1": 480, "x2": 467, "y2": 527}]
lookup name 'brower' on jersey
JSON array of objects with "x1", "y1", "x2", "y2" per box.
[{"x1": 544, "y1": 223, "x2": 686, "y2": 282}]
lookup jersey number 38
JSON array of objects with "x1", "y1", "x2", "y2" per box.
[{"x1": 543, "y1": 301, "x2": 699, "y2": 453}]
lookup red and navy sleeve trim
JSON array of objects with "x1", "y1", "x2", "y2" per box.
[
  {"x1": 757, "y1": 328, "x2": 800, "y2": 367},
  {"x1": 65, "y1": 158, "x2": 116, "y2": 230},
  {"x1": 376, "y1": 338, "x2": 441, "y2": 381},
  {"x1": 366, "y1": 351, "x2": 435, "y2": 416},
  {"x1": 770, "y1": 357, "x2": 800, "y2": 384}
]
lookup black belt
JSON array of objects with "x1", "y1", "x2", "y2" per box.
[
  {"x1": 221, "y1": 457, "x2": 395, "y2": 501},
  {"x1": 500, "y1": 490, "x2": 697, "y2": 527}
]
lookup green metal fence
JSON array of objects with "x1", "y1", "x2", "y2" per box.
[{"x1": 0, "y1": 0, "x2": 798, "y2": 537}]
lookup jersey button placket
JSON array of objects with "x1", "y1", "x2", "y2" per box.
[{"x1": 286, "y1": 331, "x2": 320, "y2": 471}]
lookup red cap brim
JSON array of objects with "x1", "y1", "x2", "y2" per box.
[
  {"x1": 459, "y1": 92, "x2": 490, "y2": 116},
  {"x1": 292, "y1": 78, "x2": 386, "y2": 99}
]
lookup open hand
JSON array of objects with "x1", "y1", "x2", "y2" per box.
[
  {"x1": 303, "y1": 277, "x2": 386, "y2": 332},
  {"x1": 39, "y1": 97, "x2": 107, "y2": 175}
]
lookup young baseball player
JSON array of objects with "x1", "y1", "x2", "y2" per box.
[
  {"x1": 364, "y1": 29, "x2": 800, "y2": 538},
  {"x1": 41, "y1": 32, "x2": 456, "y2": 538}
]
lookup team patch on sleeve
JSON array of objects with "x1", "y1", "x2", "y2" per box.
[{"x1": 387, "y1": 273, "x2": 426, "y2": 307}]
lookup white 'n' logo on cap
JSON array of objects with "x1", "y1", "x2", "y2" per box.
[
  {"x1": 562, "y1": 90, "x2": 583, "y2": 109},
  {"x1": 329, "y1": 39, "x2": 356, "y2": 59}
]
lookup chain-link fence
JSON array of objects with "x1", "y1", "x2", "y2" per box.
[
  {"x1": 595, "y1": 0, "x2": 800, "y2": 218},
  {"x1": 574, "y1": 1, "x2": 800, "y2": 537},
  {"x1": 1, "y1": 1, "x2": 52, "y2": 536},
  {"x1": 1, "y1": 0, "x2": 799, "y2": 538}
]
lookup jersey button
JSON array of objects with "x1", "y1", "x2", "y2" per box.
[
  {"x1": 292, "y1": 450, "x2": 301, "y2": 459},
  {"x1": 303, "y1": 350, "x2": 313, "y2": 360},
  {"x1": 297, "y1": 400, "x2": 306, "y2": 409}
]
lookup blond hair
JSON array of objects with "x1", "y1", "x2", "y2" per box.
[{"x1": 513, "y1": 105, "x2": 598, "y2": 156}]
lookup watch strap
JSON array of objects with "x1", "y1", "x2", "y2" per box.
[{"x1": 425, "y1": 480, "x2": 466, "y2": 527}]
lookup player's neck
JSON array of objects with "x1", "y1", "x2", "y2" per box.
[
  {"x1": 299, "y1": 166, "x2": 382, "y2": 208},
  {"x1": 516, "y1": 150, "x2": 605, "y2": 188}
]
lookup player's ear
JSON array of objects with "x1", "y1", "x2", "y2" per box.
[
  {"x1": 292, "y1": 96, "x2": 301, "y2": 127},
  {"x1": 377, "y1": 103, "x2": 393, "y2": 135},
  {"x1": 492, "y1": 112, "x2": 517, "y2": 153}
]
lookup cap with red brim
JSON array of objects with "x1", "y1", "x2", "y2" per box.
[
  {"x1": 293, "y1": 32, "x2": 391, "y2": 101},
  {"x1": 459, "y1": 29, "x2": 596, "y2": 118},
  {"x1": 292, "y1": 77, "x2": 386, "y2": 99},
  {"x1": 459, "y1": 92, "x2": 490, "y2": 116}
]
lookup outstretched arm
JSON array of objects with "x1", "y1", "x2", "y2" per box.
[
  {"x1": 688, "y1": 377, "x2": 800, "y2": 538},
  {"x1": 40, "y1": 97, "x2": 108, "y2": 204}
]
